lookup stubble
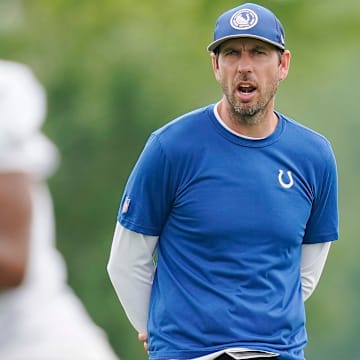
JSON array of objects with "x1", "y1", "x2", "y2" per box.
[{"x1": 224, "y1": 76, "x2": 280, "y2": 127}]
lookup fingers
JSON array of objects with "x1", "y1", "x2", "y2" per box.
[
  {"x1": 138, "y1": 332, "x2": 147, "y2": 342},
  {"x1": 138, "y1": 332, "x2": 149, "y2": 353}
]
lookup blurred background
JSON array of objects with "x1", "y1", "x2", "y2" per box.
[{"x1": 1, "y1": 0, "x2": 358, "y2": 359}]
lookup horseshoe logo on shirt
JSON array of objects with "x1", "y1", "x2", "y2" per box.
[{"x1": 278, "y1": 169, "x2": 294, "y2": 189}]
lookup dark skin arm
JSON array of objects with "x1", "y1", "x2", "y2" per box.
[{"x1": 0, "y1": 173, "x2": 32, "y2": 289}]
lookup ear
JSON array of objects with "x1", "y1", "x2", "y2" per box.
[
  {"x1": 279, "y1": 50, "x2": 291, "y2": 81},
  {"x1": 211, "y1": 53, "x2": 221, "y2": 82}
]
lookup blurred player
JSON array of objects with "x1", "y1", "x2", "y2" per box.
[{"x1": 0, "y1": 59, "x2": 119, "y2": 360}]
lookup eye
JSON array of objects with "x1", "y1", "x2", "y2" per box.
[
  {"x1": 223, "y1": 49, "x2": 239, "y2": 56},
  {"x1": 254, "y1": 49, "x2": 266, "y2": 55}
]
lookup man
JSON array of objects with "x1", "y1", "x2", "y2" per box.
[
  {"x1": 108, "y1": 3, "x2": 338, "y2": 360},
  {"x1": 0, "y1": 59, "x2": 119, "y2": 360}
]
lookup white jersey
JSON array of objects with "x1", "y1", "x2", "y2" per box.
[{"x1": 0, "y1": 60, "x2": 118, "y2": 360}]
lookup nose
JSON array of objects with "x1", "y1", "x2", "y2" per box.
[{"x1": 237, "y1": 53, "x2": 252, "y2": 73}]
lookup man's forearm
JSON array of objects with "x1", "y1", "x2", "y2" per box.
[
  {"x1": 0, "y1": 173, "x2": 31, "y2": 288},
  {"x1": 301, "y1": 242, "x2": 331, "y2": 301},
  {"x1": 107, "y1": 222, "x2": 158, "y2": 332}
]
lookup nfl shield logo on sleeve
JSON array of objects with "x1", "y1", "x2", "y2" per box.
[{"x1": 122, "y1": 196, "x2": 131, "y2": 214}]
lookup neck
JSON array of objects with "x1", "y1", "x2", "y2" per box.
[{"x1": 217, "y1": 98, "x2": 278, "y2": 138}]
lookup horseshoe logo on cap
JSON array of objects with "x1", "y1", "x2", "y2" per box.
[
  {"x1": 230, "y1": 9, "x2": 258, "y2": 30},
  {"x1": 278, "y1": 169, "x2": 294, "y2": 189}
]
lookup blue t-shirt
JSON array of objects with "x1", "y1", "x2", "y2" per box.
[{"x1": 118, "y1": 104, "x2": 339, "y2": 360}]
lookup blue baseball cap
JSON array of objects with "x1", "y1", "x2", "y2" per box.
[{"x1": 207, "y1": 3, "x2": 285, "y2": 52}]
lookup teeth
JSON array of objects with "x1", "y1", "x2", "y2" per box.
[{"x1": 239, "y1": 84, "x2": 254, "y2": 93}]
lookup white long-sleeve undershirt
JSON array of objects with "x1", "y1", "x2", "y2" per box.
[
  {"x1": 107, "y1": 222, "x2": 157, "y2": 332},
  {"x1": 107, "y1": 222, "x2": 332, "y2": 334}
]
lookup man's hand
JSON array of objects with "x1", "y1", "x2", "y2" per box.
[{"x1": 138, "y1": 332, "x2": 149, "y2": 353}]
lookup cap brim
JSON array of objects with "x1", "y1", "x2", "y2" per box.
[{"x1": 207, "y1": 34, "x2": 285, "y2": 52}]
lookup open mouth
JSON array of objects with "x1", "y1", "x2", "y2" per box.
[{"x1": 238, "y1": 84, "x2": 256, "y2": 94}]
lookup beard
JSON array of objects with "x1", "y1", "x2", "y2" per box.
[{"x1": 223, "y1": 77, "x2": 280, "y2": 126}]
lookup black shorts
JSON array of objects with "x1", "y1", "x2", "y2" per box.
[{"x1": 214, "y1": 354, "x2": 279, "y2": 360}]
